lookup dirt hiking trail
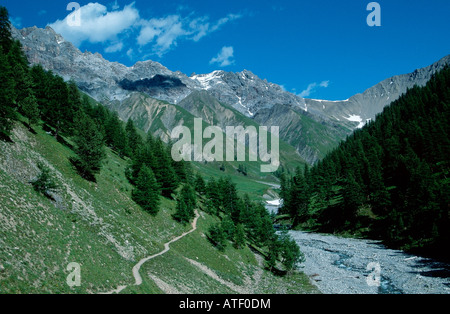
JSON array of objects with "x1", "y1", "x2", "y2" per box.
[{"x1": 101, "y1": 210, "x2": 200, "y2": 294}]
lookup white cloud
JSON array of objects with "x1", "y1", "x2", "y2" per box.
[
  {"x1": 196, "y1": 13, "x2": 242, "y2": 41},
  {"x1": 210, "y1": 46, "x2": 235, "y2": 67},
  {"x1": 48, "y1": 2, "x2": 243, "y2": 58},
  {"x1": 299, "y1": 80, "x2": 330, "y2": 98},
  {"x1": 10, "y1": 17, "x2": 22, "y2": 28},
  {"x1": 126, "y1": 48, "x2": 134, "y2": 59},
  {"x1": 48, "y1": 3, "x2": 140, "y2": 47},
  {"x1": 111, "y1": 0, "x2": 120, "y2": 10},
  {"x1": 104, "y1": 41, "x2": 124, "y2": 53},
  {"x1": 299, "y1": 83, "x2": 317, "y2": 98},
  {"x1": 137, "y1": 13, "x2": 242, "y2": 56},
  {"x1": 137, "y1": 15, "x2": 187, "y2": 56}
]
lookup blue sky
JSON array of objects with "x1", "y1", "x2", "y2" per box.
[{"x1": 3, "y1": 0, "x2": 450, "y2": 100}]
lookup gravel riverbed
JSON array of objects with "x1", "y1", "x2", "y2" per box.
[{"x1": 289, "y1": 230, "x2": 450, "y2": 294}]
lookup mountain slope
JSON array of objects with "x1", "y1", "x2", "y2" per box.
[
  {"x1": 12, "y1": 26, "x2": 199, "y2": 104},
  {"x1": 190, "y1": 70, "x2": 307, "y2": 117},
  {"x1": 0, "y1": 118, "x2": 318, "y2": 294},
  {"x1": 12, "y1": 26, "x2": 311, "y2": 166},
  {"x1": 253, "y1": 103, "x2": 349, "y2": 163},
  {"x1": 12, "y1": 25, "x2": 449, "y2": 165},
  {"x1": 104, "y1": 92, "x2": 195, "y2": 143}
]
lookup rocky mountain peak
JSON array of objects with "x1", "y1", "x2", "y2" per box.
[{"x1": 11, "y1": 25, "x2": 450, "y2": 165}]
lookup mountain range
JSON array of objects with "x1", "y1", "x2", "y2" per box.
[{"x1": 12, "y1": 25, "x2": 450, "y2": 164}]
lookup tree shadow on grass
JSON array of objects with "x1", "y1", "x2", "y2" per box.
[
  {"x1": 69, "y1": 157, "x2": 97, "y2": 183},
  {"x1": 42, "y1": 124, "x2": 74, "y2": 150},
  {"x1": 20, "y1": 121, "x2": 37, "y2": 135},
  {"x1": 0, "y1": 132, "x2": 14, "y2": 143},
  {"x1": 267, "y1": 267, "x2": 288, "y2": 277},
  {"x1": 57, "y1": 135, "x2": 74, "y2": 150}
]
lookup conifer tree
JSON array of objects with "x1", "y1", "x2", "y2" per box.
[
  {"x1": 341, "y1": 172, "x2": 364, "y2": 223},
  {"x1": 208, "y1": 223, "x2": 227, "y2": 251},
  {"x1": 289, "y1": 169, "x2": 309, "y2": 225},
  {"x1": 279, "y1": 231, "x2": 304, "y2": 272},
  {"x1": 66, "y1": 81, "x2": 82, "y2": 135},
  {"x1": 132, "y1": 166, "x2": 160, "y2": 216},
  {"x1": 73, "y1": 113, "x2": 105, "y2": 180},
  {"x1": 234, "y1": 223, "x2": 246, "y2": 249},
  {"x1": 279, "y1": 172, "x2": 289, "y2": 204},
  {"x1": 80, "y1": 94, "x2": 95, "y2": 117},
  {"x1": 153, "y1": 139, "x2": 178, "y2": 198},
  {"x1": 8, "y1": 41, "x2": 31, "y2": 105},
  {"x1": 31, "y1": 162, "x2": 58, "y2": 199},
  {"x1": 172, "y1": 158, "x2": 188, "y2": 184},
  {"x1": 221, "y1": 215, "x2": 236, "y2": 241},
  {"x1": 206, "y1": 177, "x2": 221, "y2": 212},
  {"x1": 125, "y1": 119, "x2": 142, "y2": 157},
  {"x1": 182, "y1": 184, "x2": 196, "y2": 215},
  {"x1": 173, "y1": 185, "x2": 196, "y2": 224},
  {"x1": 256, "y1": 206, "x2": 275, "y2": 246},
  {"x1": 0, "y1": 50, "x2": 16, "y2": 139},
  {"x1": 0, "y1": 6, "x2": 12, "y2": 54},
  {"x1": 221, "y1": 177, "x2": 240, "y2": 222},
  {"x1": 46, "y1": 75, "x2": 69, "y2": 138},
  {"x1": 104, "y1": 112, "x2": 128, "y2": 157},
  {"x1": 19, "y1": 93, "x2": 39, "y2": 130},
  {"x1": 266, "y1": 238, "x2": 280, "y2": 271},
  {"x1": 29, "y1": 64, "x2": 49, "y2": 114},
  {"x1": 240, "y1": 194, "x2": 254, "y2": 225},
  {"x1": 173, "y1": 197, "x2": 190, "y2": 225},
  {"x1": 194, "y1": 173, "x2": 206, "y2": 195},
  {"x1": 127, "y1": 144, "x2": 155, "y2": 185}
]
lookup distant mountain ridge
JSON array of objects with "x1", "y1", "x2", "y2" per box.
[
  {"x1": 305, "y1": 55, "x2": 450, "y2": 127},
  {"x1": 12, "y1": 25, "x2": 450, "y2": 164}
]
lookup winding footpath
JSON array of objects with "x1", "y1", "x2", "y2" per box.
[{"x1": 101, "y1": 210, "x2": 200, "y2": 294}]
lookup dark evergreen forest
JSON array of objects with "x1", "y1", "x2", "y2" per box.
[{"x1": 282, "y1": 67, "x2": 450, "y2": 259}]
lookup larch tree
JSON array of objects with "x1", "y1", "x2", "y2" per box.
[
  {"x1": 73, "y1": 113, "x2": 106, "y2": 180},
  {"x1": 132, "y1": 165, "x2": 161, "y2": 216}
]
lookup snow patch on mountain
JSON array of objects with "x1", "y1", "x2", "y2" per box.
[
  {"x1": 309, "y1": 99, "x2": 350, "y2": 103},
  {"x1": 345, "y1": 115, "x2": 366, "y2": 129},
  {"x1": 191, "y1": 71, "x2": 224, "y2": 90}
]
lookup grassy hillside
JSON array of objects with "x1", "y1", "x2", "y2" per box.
[
  {"x1": 103, "y1": 91, "x2": 307, "y2": 201},
  {"x1": 110, "y1": 93, "x2": 305, "y2": 164},
  {"x1": 0, "y1": 118, "x2": 318, "y2": 294},
  {"x1": 253, "y1": 103, "x2": 350, "y2": 164},
  {"x1": 177, "y1": 90, "x2": 309, "y2": 173}
]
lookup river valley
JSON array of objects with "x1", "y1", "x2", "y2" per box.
[{"x1": 266, "y1": 199, "x2": 450, "y2": 294}]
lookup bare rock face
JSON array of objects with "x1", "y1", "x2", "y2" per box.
[
  {"x1": 12, "y1": 25, "x2": 449, "y2": 164},
  {"x1": 190, "y1": 70, "x2": 307, "y2": 117},
  {"x1": 12, "y1": 26, "x2": 196, "y2": 104}
]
